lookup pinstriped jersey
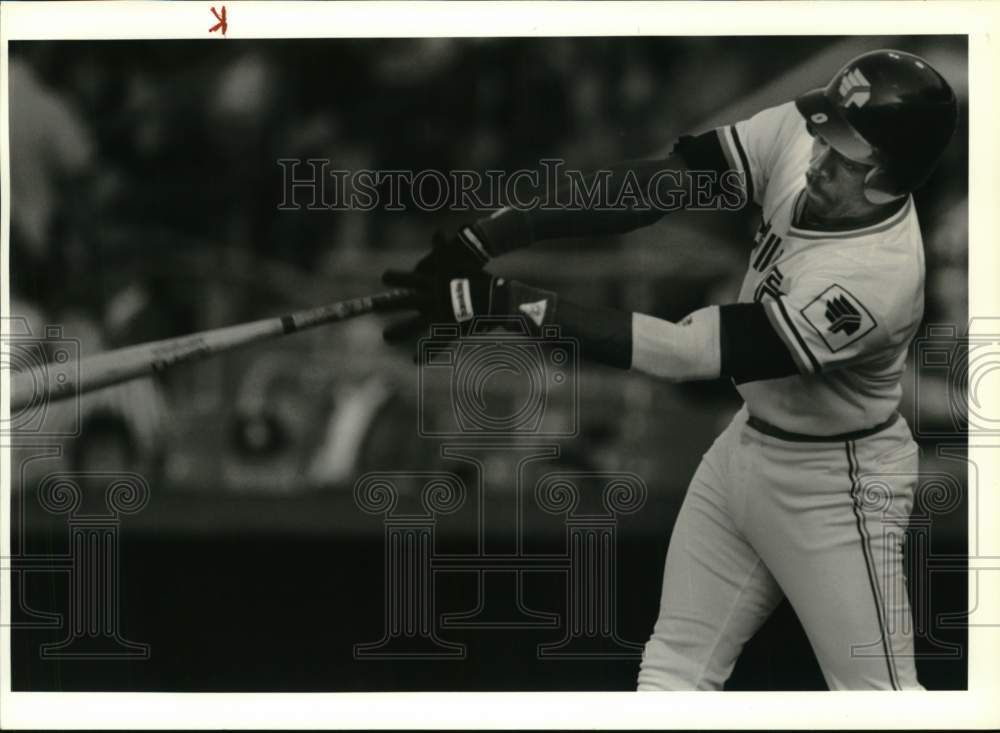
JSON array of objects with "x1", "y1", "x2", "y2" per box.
[{"x1": 713, "y1": 102, "x2": 925, "y2": 435}]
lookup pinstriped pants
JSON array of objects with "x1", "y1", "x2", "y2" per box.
[{"x1": 637, "y1": 406, "x2": 923, "y2": 690}]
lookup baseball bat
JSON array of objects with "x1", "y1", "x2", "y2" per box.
[{"x1": 10, "y1": 288, "x2": 413, "y2": 412}]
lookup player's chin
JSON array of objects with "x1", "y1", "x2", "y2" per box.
[{"x1": 805, "y1": 184, "x2": 832, "y2": 206}]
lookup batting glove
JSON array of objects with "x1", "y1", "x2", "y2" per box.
[
  {"x1": 380, "y1": 269, "x2": 557, "y2": 343},
  {"x1": 414, "y1": 226, "x2": 493, "y2": 276}
]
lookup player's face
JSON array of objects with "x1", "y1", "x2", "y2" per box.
[{"x1": 804, "y1": 130, "x2": 874, "y2": 219}]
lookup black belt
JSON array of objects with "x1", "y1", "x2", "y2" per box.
[{"x1": 745, "y1": 412, "x2": 901, "y2": 443}]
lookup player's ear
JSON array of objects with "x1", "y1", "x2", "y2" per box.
[{"x1": 863, "y1": 167, "x2": 906, "y2": 205}]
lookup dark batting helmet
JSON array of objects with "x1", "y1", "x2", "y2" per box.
[{"x1": 795, "y1": 49, "x2": 958, "y2": 204}]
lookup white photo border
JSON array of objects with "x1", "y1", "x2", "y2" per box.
[{"x1": 1, "y1": 1, "x2": 998, "y2": 729}]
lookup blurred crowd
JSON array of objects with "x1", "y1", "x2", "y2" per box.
[{"x1": 8, "y1": 37, "x2": 969, "y2": 508}]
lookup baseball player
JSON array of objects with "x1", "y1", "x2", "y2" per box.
[{"x1": 382, "y1": 49, "x2": 958, "y2": 690}]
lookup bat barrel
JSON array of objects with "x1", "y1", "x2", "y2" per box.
[{"x1": 7, "y1": 289, "x2": 412, "y2": 413}]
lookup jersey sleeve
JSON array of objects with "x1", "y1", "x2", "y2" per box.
[
  {"x1": 674, "y1": 101, "x2": 804, "y2": 208},
  {"x1": 759, "y1": 263, "x2": 896, "y2": 376}
]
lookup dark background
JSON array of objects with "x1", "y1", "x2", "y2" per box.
[{"x1": 7, "y1": 35, "x2": 968, "y2": 691}]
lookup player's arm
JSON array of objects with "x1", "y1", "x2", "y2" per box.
[
  {"x1": 381, "y1": 270, "x2": 799, "y2": 383},
  {"x1": 471, "y1": 150, "x2": 746, "y2": 253},
  {"x1": 430, "y1": 148, "x2": 748, "y2": 272},
  {"x1": 631, "y1": 302, "x2": 798, "y2": 382},
  {"x1": 425, "y1": 103, "x2": 799, "y2": 273},
  {"x1": 426, "y1": 102, "x2": 803, "y2": 273},
  {"x1": 755, "y1": 268, "x2": 895, "y2": 377},
  {"x1": 632, "y1": 269, "x2": 896, "y2": 382}
]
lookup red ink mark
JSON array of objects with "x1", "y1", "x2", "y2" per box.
[{"x1": 209, "y1": 6, "x2": 227, "y2": 36}]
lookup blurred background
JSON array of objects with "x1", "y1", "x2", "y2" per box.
[{"x1": 8, "y1": 35, "x2": 968, "y2": 691}]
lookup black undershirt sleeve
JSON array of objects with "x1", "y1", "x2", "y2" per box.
[
  {"x1": 672, "y1": 132, "x2": 731, "y2": 177},
  {"x1": 673, "y1": 130, "x2": 752, "y2": 212},
  {"x1": 718, "y1": 302, "x2": 800, "y2": 383},
  {"x1": 476, "y1": 155, "x2": 692, "y2": 255},
  {"x1": 548, "y1": 300, "x2": 633, "y2": 370},
  {"x1": 477, "y1": 131, "x2": 749, "y2": 256},
  {"x1": 501, "y1": 281, "x2": 634, "y2": 370}
]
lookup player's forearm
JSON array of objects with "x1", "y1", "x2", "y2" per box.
[
  {"x1": 545, "y1": 302, "x2": 723, "y2": 381},
  {"x1": 631, "y1": 308, "x2": 721, "y2": 381},
  {"x1": 552, "y1": 301, "x2": 798, "y2": 383},
  {"x1": 475, "y1": 204, "x2": 665, "y2": 256},
  {"x1": 397, "y1": 271, "x2": 797, "y2": 383},
  {"x1": 540, "y1": 301, "x2": 720, "y2": 381},
  {"x1": 473, "y1": 157, "x2": 692, "y2": 257}
]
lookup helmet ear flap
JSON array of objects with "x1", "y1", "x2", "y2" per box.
[{"x1": 863, "y1": 166, "x2": 906, "y2": 205}]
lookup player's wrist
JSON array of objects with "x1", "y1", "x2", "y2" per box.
[
  {"x1": 495, "y1": 280, "x2": 633, "y2": 370},
  {"x1": 453, "y1": 224, "x2": 492, "y2": 265},
  {"x1": 447, "y1": 275, "x2": 557, "y2": 332},
  {"x1": 473, "y1": 207, "x2": 535, "y2": 257}
]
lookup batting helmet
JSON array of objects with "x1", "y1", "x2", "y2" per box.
[{"x1": 795, "y1": 49, "x2": 958, "y2": 204}]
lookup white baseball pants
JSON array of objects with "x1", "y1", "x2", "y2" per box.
[{"x1": 638, "y1": 406, "x2": 923, "y2": 690}]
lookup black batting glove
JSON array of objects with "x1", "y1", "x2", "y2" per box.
[
  {"x1": 380, "y1": 226, "x2": 494, "y2": 343},
  {"x1": 414, "y1": 225, "x2": 492, "y2": 276},
  {"x1": 380, "y1": 269, "x2": 557, "y2": 344}
]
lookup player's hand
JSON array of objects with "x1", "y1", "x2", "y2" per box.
[
  {"x1": 379, "y1": 269, "x2": 556, "y2": 344},
  {"x1": 380, "y1": 269, "x2": 499, "y2": 342},
  {"x1": 413, "y1": 226, "x2": 492, "y2": 276},
  {"x1": 381, "y1": 226, "x2": 494, "y2": 343}
]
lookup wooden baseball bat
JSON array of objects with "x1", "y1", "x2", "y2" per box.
[{"x1": 10, "y1": 288, "x2": 413, "y2": 412}]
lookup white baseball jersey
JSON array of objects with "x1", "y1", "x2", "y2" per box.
[{"x1": 716, "y1": 102, "x2": 925, "y2": 436}]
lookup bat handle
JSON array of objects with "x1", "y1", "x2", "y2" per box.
[{"x1": 370, "y1": 288, "x2": 416, "y2": 311}]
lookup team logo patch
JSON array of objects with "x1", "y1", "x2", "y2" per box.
[
  {"x1": 801, "y1": 284, "x2": 876, "y2": 352},
  {"x1": 838, "y1": 68, "x2": 871, "y2": 108}
]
